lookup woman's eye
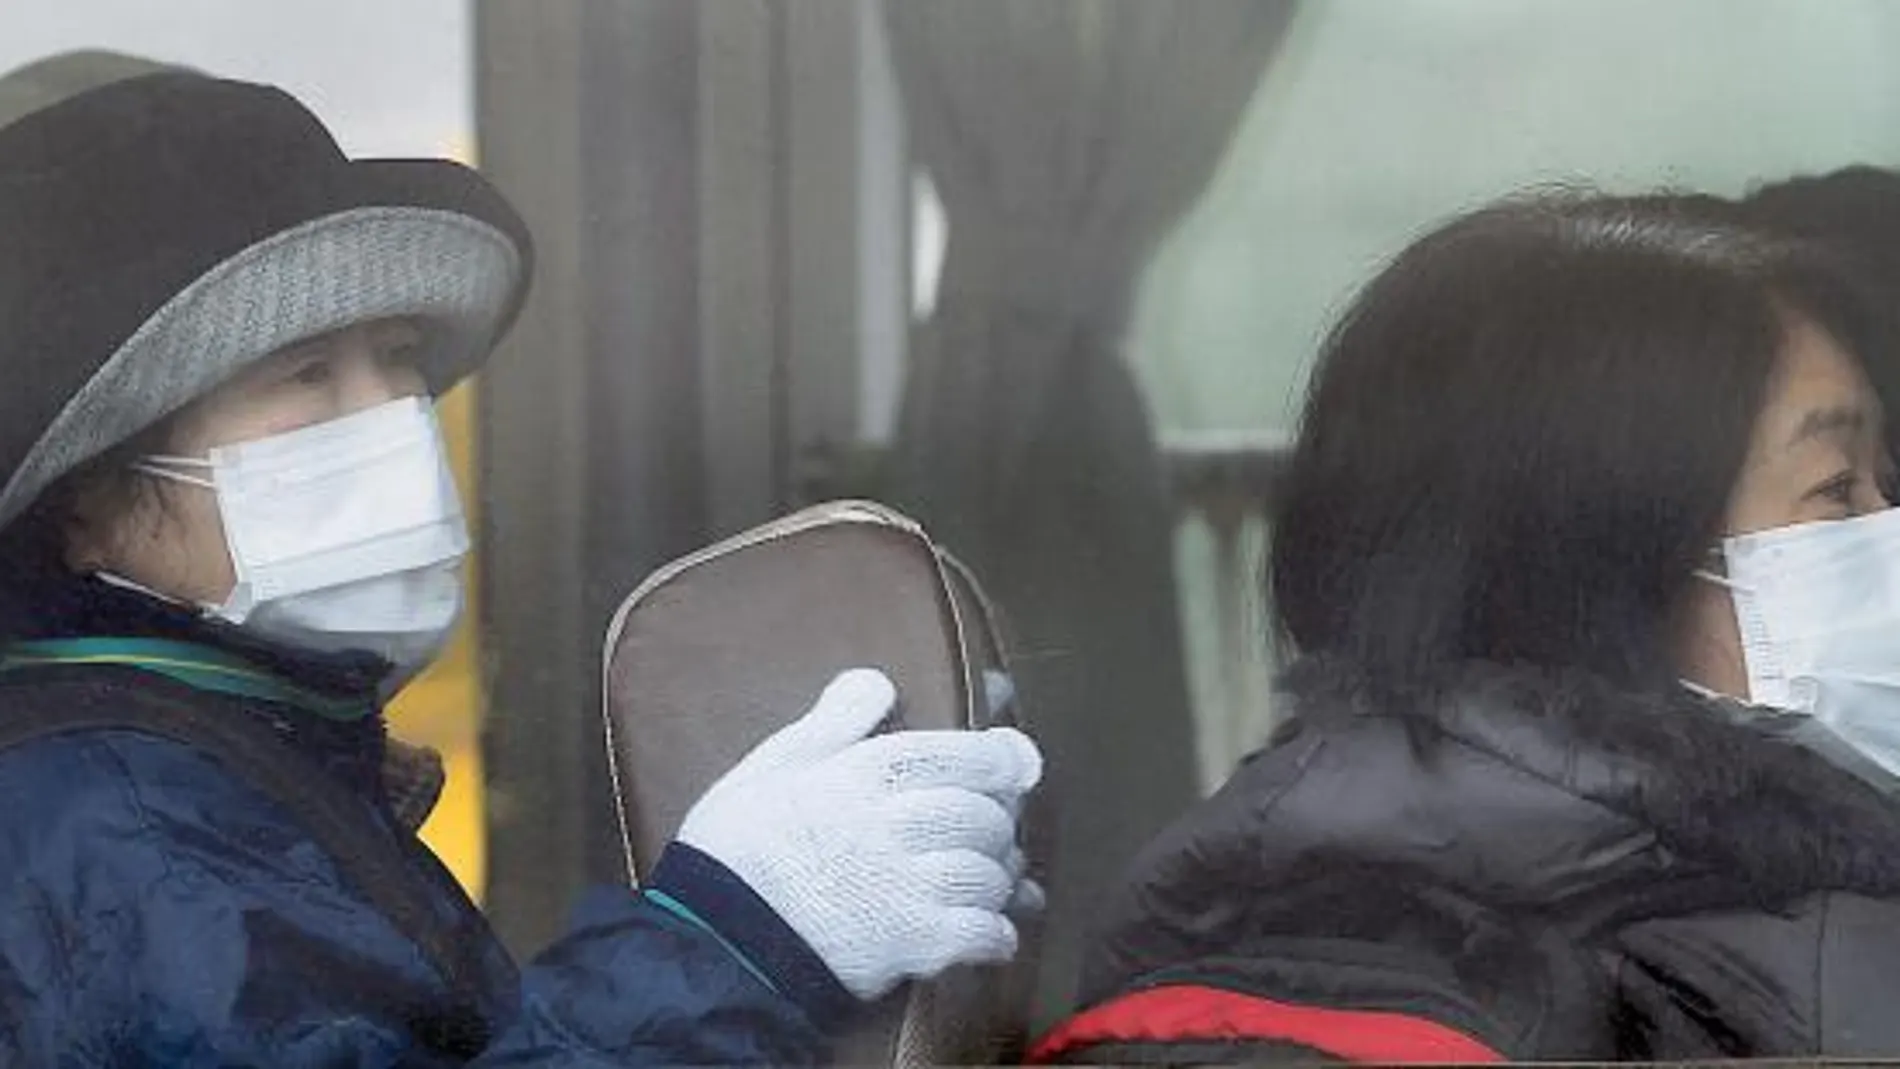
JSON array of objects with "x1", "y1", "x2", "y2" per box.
[
  {"x1": 288, "y1": 357, "x2": 334, "y2": 386},
  {"x1": 377, "y1": 336, "x2": 425, "y2": 368},
  {"x1": 1818, "y1": 473, "x2": 1857, "y2": 507}
]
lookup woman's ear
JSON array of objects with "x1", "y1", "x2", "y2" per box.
[
  {"x1": 54, "y1": 468, "x2": 141, "y2": 576},
  {"x1": 58, "y1": 482, "x2": 115, "y2": 575},
  {"x1": 1673, "y1": 577, "x2": 1748, "y2": 699}
]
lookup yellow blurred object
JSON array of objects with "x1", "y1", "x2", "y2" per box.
[
  {"x1": 385, "y1": 379, "x2": 487, "y2": 901},
  {"x1": 385, "y1": 133, "x2": 489, "y2": 901},
  {"x1": 385, "y1": 132, "x2": 489, "y2": 901}
]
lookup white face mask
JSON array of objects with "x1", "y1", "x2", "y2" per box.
[
  {"x1": 129, "y1": 396, "x2": 469, "y2": 679},
  {"x1": 1700, "y1": 507, "x2": 1900, "y2": 778}
]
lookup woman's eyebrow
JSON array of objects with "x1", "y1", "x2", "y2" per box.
[{"x1": 1786, "y1": 405, "x2": 1866, "y2": 449}]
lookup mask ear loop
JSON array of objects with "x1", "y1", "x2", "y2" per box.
[
  {"x1": 1679, "y1": 677, "x2": 1724, "y2": 702},
  {"x1": 130, "y1": 456, "x2": 215, "y2": 491},
  {"x1": 109, "y1": 456, "x2": 235, "y2": 615},
  {"x1": 1682, "y1": 545, "x2": 1757, "y2": 702},
  {"x1": 1693, "y1": 541, "x2": 1798, "y2": 710},
  {"x1": 91, "y1": 569, "x2": 191, "y2": 607},
  {"x1": 1680, "y1": 575, "x2": 1744, "y2": 702},
  {"x1": 1693, "y1": 540, "x2": 1755, "y2": 594}
]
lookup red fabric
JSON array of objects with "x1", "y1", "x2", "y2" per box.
[{"x1": 1028, "y1": 983, "x2": 1507, "y2": 1064}]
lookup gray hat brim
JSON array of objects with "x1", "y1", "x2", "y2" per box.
[{"x1": 0, "y1": 205, "x2": 521, "y2": 528}]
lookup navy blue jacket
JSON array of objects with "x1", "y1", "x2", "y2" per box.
[{"x1": 0, "y1": 564, "x2": 857, "y2": 1065}]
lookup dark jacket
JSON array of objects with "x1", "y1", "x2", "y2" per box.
[
  {"x1": 0, "y1": 561, "x2": 857, "y2": 1066},
  {"x1": 1037, "y1": 658, "x2": 1900, "y2": 1063}
]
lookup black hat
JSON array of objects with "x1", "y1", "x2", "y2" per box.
[
  {"x1": 0, "y1": 49, "x2": 190, "y2": 131},
  {"x1": 0, "y1": 67, "x2": 533, "y2": 527}
]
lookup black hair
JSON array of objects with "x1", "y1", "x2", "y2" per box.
[
  {"x1": 1268, "y1": 191, "x2": 1887, "y2": 695},
  {"x1": 1743, "y1": 166, "x2": 1900, "y2": 278},
  {"x1": 1741, "y1": 166, "x2": 1900, "y2": 460},
  {"x1": 0, "y1": 418, "x2": 175, "y2": 592}
]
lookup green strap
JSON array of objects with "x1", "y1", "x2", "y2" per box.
[{"x1": 0, "y1": 637, "x2": 373, "y2": 721}]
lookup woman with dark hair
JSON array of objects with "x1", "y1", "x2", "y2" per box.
[{"x1": 1032, "y1": 193, "x2": 1900, "y2": 1062}]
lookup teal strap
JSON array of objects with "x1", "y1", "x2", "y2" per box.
[
  {"x1": 641, "y1": 887, "x2": 781, "y2": 996},
  {"x1": 0, "y1": 637, "x2": 373, "y2": 721}
]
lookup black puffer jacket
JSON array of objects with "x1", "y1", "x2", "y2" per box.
[{"x1": 1035, "y1": 659, "x2": 1900, "y2": 1063}]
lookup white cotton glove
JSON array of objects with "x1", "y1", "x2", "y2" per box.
[{"x1": 675, "y1": 668, "x2": 1044, "y2": 1002}]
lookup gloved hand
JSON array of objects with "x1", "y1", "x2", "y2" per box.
[{"x1": 675, "y1": 668, "x2": 1043, "y2": 1001}]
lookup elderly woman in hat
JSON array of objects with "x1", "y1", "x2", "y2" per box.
[{"x1": 0, "y1": 56, "x2": 1042, "y2": 1065}]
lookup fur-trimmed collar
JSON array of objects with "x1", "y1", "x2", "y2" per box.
[
  {"x1": 1279, "y1": 656, "x2": 1900, "y2": 901},
  {"x1": 1080, "y1": 657, "x2": 1900, "y2": 1011},
  {"x1": 1079, "y1": 656, "x2": 1900, "y2": 1017}
]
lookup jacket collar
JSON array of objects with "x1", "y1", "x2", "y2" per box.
[
  {"x1": 0, "y1": 547, "x2": 393, "y2": 697},
  {"x1": 3, "y1": 636, "x2": 375, "y2": 719},
  {"x1": 0, "y1": 551, "x2": 443, "y2": 831},
  {"x1": 1082, "y1": 656, "x2": 1900, "y2": 1008},
  {"x1": 1279, "y1": 656, "x2": 1900, "y2": 901}
]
